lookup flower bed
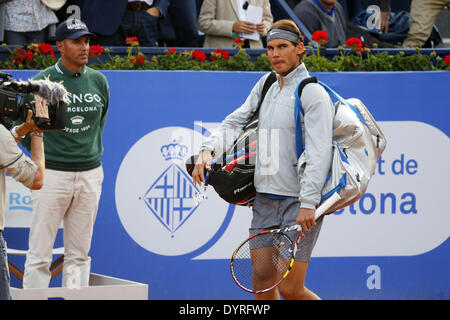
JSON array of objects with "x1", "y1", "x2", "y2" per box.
[{"x1": 1, "y1": 33, "x2": 449, "y2": 72}]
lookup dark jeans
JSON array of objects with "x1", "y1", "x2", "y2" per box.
[
  {"x1": 0, "y1": 233, "x2": 11, "y2": 300},
  {"x1": 121, "y1": 9, "x2": 160, "y2": 47},
  {"x1": 4, "y1": 30, "x2": 46, "y2": 45},
  {"x1": 91, "y1": 30, "x2": 127, "y2": 46},
  {"x1": 168, "y1": 0, "x2": 199, "y2": 47}
]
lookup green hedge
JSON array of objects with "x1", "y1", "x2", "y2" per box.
[{"x1": 1, "y1": 43, "x2": 449, "y2": 72}]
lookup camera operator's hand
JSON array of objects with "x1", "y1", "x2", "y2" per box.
[
  {"x1": 23, "y1": 96, "x2": 48, "y2": 132},
  {"x1": 23, "y1": 109, "x2": 43, "y2": 133},
  {"x1": 32, "y1": 95, "x2": 51, "y2": 130},
  {"x1": 34, "y1": 95, "x2": 49, "y2": 121},
  {"x1": 13, "y1": 96, "x2": 47, "y2": 141}
]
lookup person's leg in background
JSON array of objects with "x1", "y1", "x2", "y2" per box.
[
  {"x1": 4, "y1": 30, "x2": 27, "y2": 45},
  {"x1": 135, "y1": 10, "x2": 160, "y2": 47},
  {"x1": 168, "y1": 0, "x2": 199, "y2": 47},
  {"x1": 0, "y1": 234, "x2": 11, "y2": 300},
  {"x1": 62, "y1": 166, "x2": 103, "y2": 287},
  {"x1": 91, "y1": 27, "x2": 126, "y2": 46},
  {"x1": 5, "y1": 30, "x2": 46, "y2": 45},
  {"x1": 403, "y1": 0, "x2": 450, "y2": 48},
  {"x1": 120, "y1": 9, "x2": 139, "y2": 43}
]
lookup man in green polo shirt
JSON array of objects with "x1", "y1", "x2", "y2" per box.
[{"x1": 22, "y1": 19, "x2": 110, "y2": 288}]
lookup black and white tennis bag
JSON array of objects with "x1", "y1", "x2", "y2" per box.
[
  {"x1": 295, "y1": 77, "x2": 387, "y2": 214},
  {"x1": 185, "y1": 73, "x2": 277, "y2": 206}
]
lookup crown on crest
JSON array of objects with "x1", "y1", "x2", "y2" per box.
[{"x1": 161, "y1": 140, "x2": 189, "y2": 160}]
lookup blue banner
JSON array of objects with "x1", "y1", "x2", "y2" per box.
[{"x1": 3, "y1": 69, "x2": 449, "y2": 300}]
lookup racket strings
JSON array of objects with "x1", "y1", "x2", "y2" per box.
[{"x1": 231, "y1": 232, "x2": 293, "y2": 292}]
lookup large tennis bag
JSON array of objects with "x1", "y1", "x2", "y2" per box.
[{"x1": 295, "y1": 77, "x2": 387, "y2": 213}]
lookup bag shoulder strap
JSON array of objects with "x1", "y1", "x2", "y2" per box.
[
  {"x1": 294, "y1": 76, "x2": 318, "y2": 117},
  {"x1": 294, "y1": 76, "x2": 318, "y2": 158},
  {"x1": 250, "y1": 72, "x2": 277, "y2": 121},
  {"x1": 260, "y1": 72, "x2": 277, "y2": 109}
]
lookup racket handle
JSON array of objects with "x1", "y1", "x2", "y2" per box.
[
  {"x1": 292, "y1": 192, "x2": 342, "y2": 231},
  {"x1": 315, "y1": 192, "x2": 341, "y2": 219}
]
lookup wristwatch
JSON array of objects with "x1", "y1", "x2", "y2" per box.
[
  {"x1": 11, "y1": 126, "x2": 25, "y2": 140},
  {"x1": 30, "y1": 131, "x2": 43, "y2": 138}
]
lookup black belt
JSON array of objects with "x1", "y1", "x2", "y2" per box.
[{"x1": 127, "y1": 1, "x2": 151, "y2": 11}]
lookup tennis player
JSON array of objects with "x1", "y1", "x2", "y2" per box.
[{"x1": 192, "y1": 19, "x2": 334, "y2": 300}]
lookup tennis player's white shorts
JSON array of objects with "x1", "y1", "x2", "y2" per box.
[{"x1": 250, "y1": 193, "x2": 324, "y2": 262}]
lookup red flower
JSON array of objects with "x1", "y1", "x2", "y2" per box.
[
  {"x1": 192, "y1": 50, "x2": 206, "y2": 62},
  {"x1": 130, "y1": 56, "x2": 145, "y2": 65},
  {"x1": 345, "y1": 37, "x2": 363, "y2": 53},
  {"x1": 444, "y1": 55, "x2": 450, "y2": 65},
  {"x1": 210, "y1": 49, "x2": 230, "y2": 61},
  {"x1": 126, "y1": 36, "x2": 139, "y2": 46},
  {"x1": 126, "y1": 36, "x2": 138, "y2": 43},
  {"x1": 24, "y1": 50, "x2": 34, "y2": 61},
  {"x1": 136, "y1": 55, "x2": 145, "y2": 64},
  {"x1": 168, "y1": 48, "x2": 176, "y2": 54},
  {"x1": 38, "y1": 43, "x2": 51, "y2": 54},
  {"x1": 11, "y1": 48, "x2": 35, "y2": 65},
  {"x1": 233, "y1": 37, "x2": 244, "y2": 46},
  {"x1": 38, "y1": 43, "x2": 56, "y2": 59},
  {"x1": 221, "y1": 49, "x2": 229, "y2": 60},
  {"x1": 311, "y1": 30, "x2": 328, "y2": 46},
  {"x1": 89, "y1": 44, "x2": 103, "y2": 57}
]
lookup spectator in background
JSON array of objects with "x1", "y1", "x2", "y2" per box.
[
  {"x1": 402, "y1": 0, "x2": 450, "y2": 48},
  {"x1": 294, "y1": 0, "x2": 393, "y2": 48},
  {"x1": 374, "y1": 0, "x2": 390, "y2": 33},
  {"x1": 167, "y1": 0, "x2": 200, "y2": 47},
  {"x1": 198, "y1": 0, "x2": 273, "y2": 49},
  {"x1": 3, "y1": 0, "x2": 59, "y2": 45},
  {"x1": 294, "y1": 0, "x2": 347, "y2": 48},
  {"x1": 53, "y1": 0, "x2": 80, "y2": 22},
  {"x1": 121, "y1": 0, "x2": 169, "y2": 47},
  {"x1": 81, "y1": 0, "x2": 169, "y2": 47},
  {"x1": 80, "y1": 0, "x2": 128, "y2": 46},
  {"x1": 0, "y1": 1, "x2": 8, "y2": 43},
  {"x1": 338, "y1": 0, "x2": 391, "y2": 33}
]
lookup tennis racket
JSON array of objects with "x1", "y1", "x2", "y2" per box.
[{"x1": 230, "y1": 192, "x2": 341, "y2": 294}]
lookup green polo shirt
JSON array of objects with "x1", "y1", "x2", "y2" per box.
[{"x1": 21, "y1": 60, "x2": 109, "y2": 171}]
